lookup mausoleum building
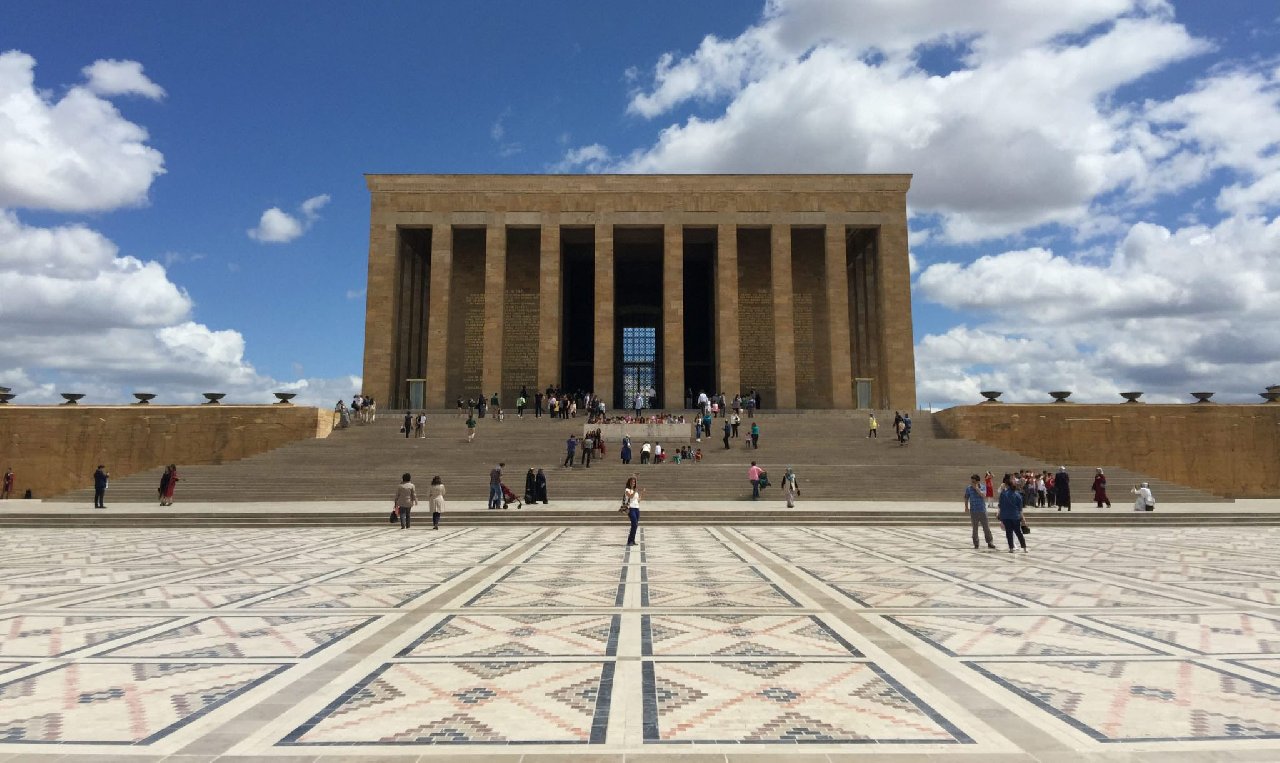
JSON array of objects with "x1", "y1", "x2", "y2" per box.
[{"x1": 362, "y1": 174, "x2": 916, "y2": 410}]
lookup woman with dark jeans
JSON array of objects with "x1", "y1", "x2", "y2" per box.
[
  {"x1": 997, "y1": 474, "x2": 1027, "y2": 553},
  {"x1": 623, "y1": 476, "x2": 643, "y2": 546}
]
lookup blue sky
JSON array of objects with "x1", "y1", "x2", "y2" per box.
[{"x1": 1, "y1": 1, "x2": 1277, "y2": 407}]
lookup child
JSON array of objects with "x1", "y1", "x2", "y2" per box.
[
  {"x1": 694, "y1": 448, "x2": 703, "y2": 462},
  {"x1": 673, "y1": 449, "x2": 682, "y2": 464}
]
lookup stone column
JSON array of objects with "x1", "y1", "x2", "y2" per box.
[
  {"x1": 360, "y1": 218, "x2": 397, "y2": 406},
  {"x1": 771, "y1": 224, "x2": 797, "y2": 409},
  {"x1": 537, "y1": 221, "x2": 561, "y2": 391},
  {"x1": 662, "y1": 223, "x2": 684, "y2": 409},
  {"x1": 877, "y1": 220, "x2": 918, "y2": 409},
  {"x1": 423, "y1": 224, "x2": 452, "y2": 408},
  {"x1": 481, "y1": 222, "x2": 506, "y2": 402},
  {"x1": 715, "y1": 223, "x2": 740, "y2": 397},
  {"x1": 825, "y1": 223, "x2": 854, "y2": 408},
  {"x1": 593, "y1": 222, "x2": 615, "y2": 404}
]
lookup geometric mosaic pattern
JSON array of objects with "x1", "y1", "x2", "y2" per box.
[
  {"x1": 0, "y1": 614, "x2": 178, "y2": 657},
  {"x1": 282, "y1": 661, "x2": 613, "y2": 745},
  {"x1": 99, "y1": 614, "x2": 378, "y2": 658},
  {"x1": 968, "y1": 659, "x2": 1280, "y2": 741},
  {"x1": 1, "y1": 522, "x2": 1279, "y2": 758},
  {"x1": 642, "y1": 661, "x2": 968, "y2": 743},
  {"x1": 643, "y1": 614, "x2": 861, "y2": 657},
  {"x1": 886, "y1": 614, "x2": 1161, "y2": 657},
  {"x1": 0, "y1": 661, "x2": 288, "y2": 744},
  {"x1": 1082, "y1": 612, "x2": 1280, "y2": 655},
  {"x1": 400, "y1": 614, "x2": 621, "y2": 657}
]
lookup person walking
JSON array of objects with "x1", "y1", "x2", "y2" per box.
[
  {"x1": 868, "y1": 413, "x2": 878, "y2": 438},
  {"x1": 535, "y1": 468, "x2": 549, "y2": 504},
  {"x1": 640, "y1": 441, "x2": 651, "y2": 464},
  {"x1": 621, "y1": 436, "x2": 632, "y2": 465},
  {"x1": 750, "y1": 421, "x2": 760, "y2": 449},
  {"x1": 488, "y1": 463, "x2": 504, "y2": 509},
  {"x1": 1055, "y1": 466, "x2": 1072, "y2": 511},
  {"x1": 965, "y1": 474, "x2": 997, "y2": 549},
  {"x1": 426, "y1": 476, "x2": 445, "y2": 529},
  {"x1": 517, "y1": 394, "x2": 527, "y2": 418},
  {"x1": 1, "y1": 467, "x2": 13, "y2": 499},
  {"x1": 403, "y1": 411, "x2": 413, "y2": 438},
  {"x1": 564, "y1": 435, "x2": 578, "y2": 468},
  {"x1": 622, "y1": 475, "x2": 643, "y2": 546},
  {"x1": 1092, "y1": 468, "x2": 1112, "y2": 508},
  {"x1": 998, "y1": 474, "x2": 1028, "y2": 553},
  {"x1": 394, "y1": 473, "x2": 417, "y2": 529},
  {"x1": 984, "y1": 471, "x2": 995, "y2": 510},
  {"x1": 465, "y1": 413, "x2": 477, "y2": 442},
  {"x1": 93, "y1": 464, "x2": 109, "y2": 509},
  {"x1": 722, "y1": 418, "x2": 731, "y2": 449},
  {"x1": 782, "y1": 467, "x2": 801, "y2": 508},
  {"x1": 523, "y1": 468, "x2": 537, "y2": 504},
  {"x1": 160, "y1": 464, "x2": 179, "y2": 506},
  {"x1": 748, "y1": 461, "x2": 763, "y2": 500},
  {"x1": 582, "y1": 432, "x2": 595, "y2": 468},
  {"x1": 731, "y1": 412, "x2": 741, "y2": 438},
  {"x1": 158, "y1": 465, "x2": 172, "y2": 505}
]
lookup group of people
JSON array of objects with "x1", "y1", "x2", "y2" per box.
[
  {"x1": 87, "y1": 462, "x2": 179, "y2": 508},
  {"x1": 486, "y1": 463, "x2": 550, "y2": 510},
  {"x1": 392, "y1": 473, "x2": 446, "y2": 529},
  {"x1": 334, "y1": 395, "x2": 377, "y2": 428},
  {"x1": 965, "y1": 466, "x2": 1159, "y2": 551}
]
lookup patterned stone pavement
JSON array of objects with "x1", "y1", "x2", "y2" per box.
[{"x1": 0, "y1": 524, "x2": 1278, "y2": 761}]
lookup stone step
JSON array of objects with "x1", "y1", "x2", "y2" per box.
[{"x1": 50, "y1": 409, "x2": 1225, "y2": 504}]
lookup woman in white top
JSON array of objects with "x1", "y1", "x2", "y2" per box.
[
  {"x1": 1132, "y1": 482, "x2": 1154, "y2": 512},
  {"x1": 429, "y1": 476, "x2": 446, "y2": 530},
  {"x1": 623, "y1": 476, "x2": 643, "y2": 546}
]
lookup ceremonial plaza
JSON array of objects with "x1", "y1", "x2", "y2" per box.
[{"x1": 0, "y1": 175, "x2": 1278, "y2": 761}]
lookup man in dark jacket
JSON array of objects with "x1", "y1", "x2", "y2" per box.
[
  {"x1": 998, "y1": 474, "x2": 1027, "y2": 552},
  {"x1": 93, "y1": 465, "x2": 109, "y2": 509}
]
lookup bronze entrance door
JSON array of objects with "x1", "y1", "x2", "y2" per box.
[{"x1": 621, "y1": 326, "x2": 657, "y2": 410}]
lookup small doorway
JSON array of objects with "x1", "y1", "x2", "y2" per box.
[{"x1": 621, "y1": 326, "x2": 657, "y2": 409}]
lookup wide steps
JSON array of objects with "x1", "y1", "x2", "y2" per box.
[{"x1": 50, "y1": 410, "x2": 1225, "y2": 505}]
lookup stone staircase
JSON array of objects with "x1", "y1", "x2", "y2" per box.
[{"x1": 51, "y1": 410, "x2": 1225, "y2": 506}]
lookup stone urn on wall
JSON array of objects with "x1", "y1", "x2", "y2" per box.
[
  {"x1": 59, "y1": 393, "x2": 85, "y2": 405},
  {"x1": 133, "y1": 393, "x2": 156, "y2": 405},
  {"x1": 1119, "y1": 392, "x2": 1143, "y2": 403},
  {"x1": 1048, "y1": 391, "x2": 1072, "y2": 403},
  {"x1": 1190, "y1": 392, "x2": 1215, "y2": 404},
  {"x1": 202, "y1": 393, "x2": 226, "y2": 405},
  {"x1": 273, "y1": 393, "x2": 297, "y2": 405},
  {"x1": 979, "y1": 391, "x2": 1002, "y2": 403}
]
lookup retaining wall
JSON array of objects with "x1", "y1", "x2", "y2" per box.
[
  {"x1": 934, "y1": 403, "x2": 1280, "y2": 498},
  {"x1": 0, "y1": 405, "x2": 332, "y2": 500}
]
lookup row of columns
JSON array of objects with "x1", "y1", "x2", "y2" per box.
[{"x1": 420, "y1": 221, "x2": 861, "y2": 409}]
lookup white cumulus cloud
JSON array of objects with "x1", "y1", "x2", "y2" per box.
[
  {"x1": 248, "y1": 194, "x2": 330, "y2": 243},
  {"x1": 81, "y1": 59, "x2": 166, "y2": 99},
  {"x1": 0, "y1": 53, "x2": 355, "y2": 406},
  {"x1": 0, "y1": 51, "x2": 166, "y2": 212}
]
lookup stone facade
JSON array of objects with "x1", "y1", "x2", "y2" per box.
[
  {"x1": 0, "y1": 406, "x2": 332, "y2": 500},
  {"x1": 363, "y1": 174, "x2": 917, "y2": 410},
  {"x1": 935, "y1": 404, "x2": 1280, "y2": 498}
]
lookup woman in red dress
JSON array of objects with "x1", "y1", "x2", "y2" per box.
[
  {"x1": 1091, "y1": 468, "x2": 1111, "y2": 508},
  {"x1": 161, "y1": 464, "x2": 180, "y2": 506}
]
